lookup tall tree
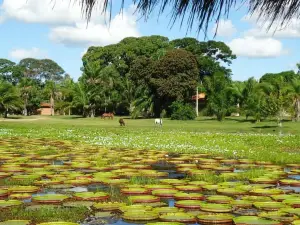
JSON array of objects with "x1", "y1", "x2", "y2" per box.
[{"x1": 0, "y1": 80, "x2": 21, "y2": 118}]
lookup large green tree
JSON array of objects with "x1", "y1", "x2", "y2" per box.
[{"x1": 0, "y1": 80, "x2": 21, "y2": 118}]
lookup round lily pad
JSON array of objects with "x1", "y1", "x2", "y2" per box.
[
  {"x1": 129, "y1": 195, "x2": 160, "y2": 203},
  {"x1": 279, "y1": 179, "x2": 300, "y2": 187},
  {"x1": 259, "y1": 211, "x2": 298, "y2": 224},
  {"x1": 0, "y1": 200, "x2": 23, "y2": 208},
  {"x1": 175, "y1": 185, "x2": 201, "y2": 192},
  {"x1": 9, "y1": 193, "x2": 31, "y2": 200},
  {"x1": 160, "y1": 179, "x2": 186, "y2": 185},
  {"x1": 8, "y1": 186, "x2": 40, "y2": 193},
  {"x1": 283, "y1": 198, "x2": 300, "y2": 208},
  {"x1": 174, "y1": 200, "x2": 202, "y2": 209},
  {"x1": 233, "y1": 216, "x2": 282, "y2": 225},
  {"x1": 146, "y1": 223, "x2": 185, "y2": 225},
  {"x1": 145, "y1": 185, "x2": 173, "y2": 191},
  {"x1": 119, "y1": 204, "x2": 153, "y2": 213},
  {"x1": 122, "y1": 211, "x2": 158, "y2": 221},
  {"x1": 0, "y1": 190, "x2": 9, "y2": 197},
  {"x1": 174, "y1": 192, "x2": 205, "y2": 200},
  {"x1": 93, "y1": 202, "x2": 126, "y2": 211},
  {"x1": 293, "y1": 220, "x2": 300, "y2": 225},
  {"x1": 253, "y1": 201, "x2": 286, "y2": 211},
  {"x1": 206, "y1": 195, "x2": 234, "y2": 204},
  {"x1": 250, "y1": 189, "x2": 283, "y2": 196},
  {"x1": 73, "y1": 192, "x2": 109, "y2": 201},
  {"x1": 37, "y1": 223, "x2": 79, "y2": 225},
  {"x1": 200, "y1": 203, "x2": 232, "y2": 213},
  {"x1": 250, "y1": 178, "x2": 278, "y2": 185},
  {"x1": 242, "y1": 196, "x2": 272, "y2": 202},
  {"x1": 121, "y1": 187, "x2": 150, "y2": 195},
  {"x1": 152, "y1": 189, "x2": 178, "y2": 198},
  {"x1": 231, "y1": 200, "x2": 253, "y2": 208},
  {"x1": 217, "y1": 188, "x2": 248, "y2": 196},
  {"x1": 32, "y1": 194, "x2": 69, "y2": 204},
  {"x1": 159, "y1": 212, "x2": 196, "y2": 223},
  {"x1": 0, "y1": 220, "x2": 31, "y2": 225},
  {"x1": 197, "y1": 214, "x2": 234, "y2": 224},
  {"x1": 153, "y1": 207, "x2": 181, "y2": 214}
]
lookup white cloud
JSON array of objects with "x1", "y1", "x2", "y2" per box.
[
  {"x1": 242, "y1": 11, "x2": 300, "y2": 38},
  {"x1": 212, "y1": 19, "x2": 237, "y2": 37},
  {"x1": 0, "y1": 0, "x2": 105, "y2": 25},
  {"x1": 0, "y1": 0, "x2": 140, "y2": 46},
  {"x1": 49, "y1": 8, "x2": 140, "y2": 46},
  {"x1": 9, "y1": 47, "x2": 47, "y2": 60},
  {"x1": 228, "y1": 37, "x2": 287, "y2": 58}
]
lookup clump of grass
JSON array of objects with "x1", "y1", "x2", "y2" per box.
[
  {"x1": 188, "y1": 173, "x2": 225, "y2": 184},
  {"x1": 236, "y1": 169, "x2": 267, "y2": 181},
  {"x1": 2, "y1": 178, "x2": 36, "y2": 186},
  {"x1": 129, "y1": 176, "x2": 160, "y2": 185},
  {"x1": 0, "y1": 206, "x2": 89, "y2": 223},
  {"x1": 36, "y1": 148, "x2": 58, "y2": 156}
]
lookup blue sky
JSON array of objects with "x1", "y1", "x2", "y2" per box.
[{"x1": 0, "y1": 0, "x2": 299, "y2": 81}]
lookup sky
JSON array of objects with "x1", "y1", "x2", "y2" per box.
[{"x1": 1, "y1": 0, "x2": 300, "y2": 81}]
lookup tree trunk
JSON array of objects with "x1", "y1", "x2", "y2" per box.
[
  {"x1": 23, "y1": 106, "x2": 28, "y2": 116},
  {"x1": 69, "y1": 108, "x2": 71, "y2": 116},
  {"x1": 4, "y1": 109, "x2": 8, "y2": 118},
  {"x1": 296, "y1": 98, "x2": 300, "y2": 121},
  {"x1": 50, "y1": 94, "x2": 55, "y2": 116}
]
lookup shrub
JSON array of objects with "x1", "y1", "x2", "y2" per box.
[{"x1": 170, "y1": 101, "x2": 196, "y2": 120}]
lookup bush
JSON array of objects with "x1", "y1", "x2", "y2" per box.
[{"x1": 170, "y1": 101, "x2": 196, "y2": 120}]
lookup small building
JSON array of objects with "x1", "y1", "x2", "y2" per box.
[{"x1": 38, "y1": 103, "x2": 52, "y2": 116}]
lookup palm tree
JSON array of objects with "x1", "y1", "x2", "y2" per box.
[
  {"x1": 72, "y1": 82, "x2": 90, "y2": 117},
  {"x1": 44, "y1": 81, "x2": 58, "y2": 116},
  {"x1": 285, "y1": 79, "x2": 300, "y2": 121},
  {"x1": 0, "y1": 80, "x2": 21, "y2": 118},
  {"x1": 79, "y1": 0, "x2": 294, "y2": 33}
]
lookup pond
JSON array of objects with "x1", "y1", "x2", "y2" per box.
[{"x1": 0, "y1": 138, "x2": 299, "y2": 225}]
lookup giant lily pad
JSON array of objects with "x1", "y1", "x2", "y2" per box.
[
  {"x1": 9, "y1": 193, "x2": 31, "y2": 200},
  {"x1": 283, "y1": 198, "x2": 300, "y2": 208},
  {"x1": 32, "y1": 194, "x2": 69, "y2": 204},
  {"x1": 200, "y1": 203, "x2": 232, "y2": 213},
  {"x1": 152, "y1": 189, "x2": 178, "y2": 198},
  {"x1": 174, "y1": 192, "x2": 205, "y2": 200},
  {"x1": 174, "y1": 200, "x2": 202, "y2": 210},
  {"x1": 259, "y1": 211, "x2": 298, "y2": 224},
  {"x1": 217, "y1": 188, "x2": 248, "y2": 196},
  {"x1": 146, "y1": 223, "x2": 185, "y2": 225},
  {"x1": 120, "y1": 204, "x2": 153, "y2": 213},
  {"x1": 8, "y1": 186, "x2": 40, "y2": 193},
  {"x1": 233, "y1": 216, "x2": 282, "y2": 225},
  {"x1": 93, "y1": 202, "x2": 126, "y2": 211},
  {"x1": 197, "y1": 214, "x2": 234, "y2": 224},
  {"x1": 293, "y1": 220, "x2": 300, "y2": 225},
  {"x1": 122, "y1": 211, "x2": 158, "y2": 221},
  {"x1": 0, "y1": 221, "x2": 31, "y2": 225},
  {"x1": 129, "y1": 195, "x2": 160, "y2": 203},
  {"x1": 206, "y1": 195, "x2": 234, "y2": 204},
  {"x1": 73, "y1": 192, "x2": 109, "y2": 201},
  {"x1": 37, "y1": 223, "x2": 79, "y2": 225},
  {"x1": 0, "y1": 189, "x2": 9, "y2": 197},
  {"x1": 250, "y1": 189, "x2": 284, "y2": 196},
  {"x1": 121, "y1": 187, "x2": 150, "y2": 195},
  {"x1": 0, "y1": 200, "x2": 23, "y2": 208},
  {"x1": 175, "y1": 185, "x2": 201, "y2": 192},
  {"x1": 253, "y1": 202, "x2": 286, "y2": 211},
  {"x1": 279, "y1": 179, "x2": 300, "y2": 187},
  {"x1": 159, "y1": 212, "x2": 196, "y2": 223},
  {"x1": 153, "y1": 207, "x2": 181, "y2": 214}
]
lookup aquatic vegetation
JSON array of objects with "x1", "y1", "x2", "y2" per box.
[{"x1": 0, "y1": 137, "x2": 299, "y2": 225}]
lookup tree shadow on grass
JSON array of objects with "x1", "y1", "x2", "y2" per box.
[{"x1": 252, "y1": 125, "x2": 278, "y2": 129}]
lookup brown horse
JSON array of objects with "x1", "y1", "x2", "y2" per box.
[
  {"x1": 101, "y1": 112, "x2": 114, "y2": 120},
  {"x1": 119, "y1": 118, "x2": 125, "y2": 126}
]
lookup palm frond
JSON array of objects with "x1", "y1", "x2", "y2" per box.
[{"x1": 78, "y1": 0, "x2": 299, "y2": 33}]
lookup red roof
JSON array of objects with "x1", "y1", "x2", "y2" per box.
[{"x1": 40, "y1": 103, "x2": 51, "y2": 107}]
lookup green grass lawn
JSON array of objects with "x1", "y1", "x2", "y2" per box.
[{"x1": 0, "y1": 115, "x2": 299, "y2": 164}]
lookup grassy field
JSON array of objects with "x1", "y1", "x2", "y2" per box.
[{"x1": 0, "y1": 115, "x2": 299, "y2": 164}]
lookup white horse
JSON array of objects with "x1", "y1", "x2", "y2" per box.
[{"x1": 155, "y1": 118, "x2": 163, "y2": 127}]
